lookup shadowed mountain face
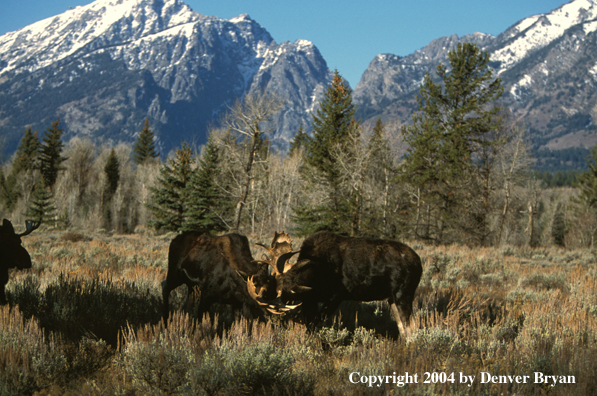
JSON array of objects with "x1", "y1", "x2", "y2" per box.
[
  {"x1": 354, "y1": 0, "x2": 597, "y2": 170},
  {"x1": 0, "y1": 0, "x2": 332, "y2": 157}
]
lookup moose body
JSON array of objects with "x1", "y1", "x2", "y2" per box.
[
  {"x1": 161, "y1": 232, "x2": 270, "y2": 324},
  {"x1": 0, "y1": 219, "x2": 39, "y2": 304},
  {"x1": 250, "y1": 231, "x2": 423, "y2": 336}
]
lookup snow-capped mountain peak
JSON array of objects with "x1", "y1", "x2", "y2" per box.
[
  {"x1": 0, "y1": 0, "x2": 199, "y2": 76},
  {"x1": 493, "y1": 0, "x2": 597, "y2": 72},
  {"x1": 0, "y1": 0, "x2": 332, "y2": 157}
]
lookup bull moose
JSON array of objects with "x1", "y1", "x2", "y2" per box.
[
  {"x1": 162, "y1": 231, "x2": 293, "y2": 325},
  {"x1": 248, "y1": 231, "x2": 423, "y2": 336},
  {"x1": 0, "y1": 219, "x2": 40, "y2": 304}
]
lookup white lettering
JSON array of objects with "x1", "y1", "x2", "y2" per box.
[{"x1": 459, "y1": 372, "x2": 475, "y2": 387}]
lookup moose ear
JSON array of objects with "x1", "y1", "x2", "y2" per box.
[
  {"x1": 2, "y1": 219, "x2": 14, "y2": 233},
  {"x1": 236, "y1": 270, "x2": 249, "y2": 280},
  {"x1": 290, "y1": 285, "x2": 312, "y2": 294}
]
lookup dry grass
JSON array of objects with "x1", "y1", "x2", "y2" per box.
[{"x1": 1, "y1": 230, "x2": 596, "y2": 395}]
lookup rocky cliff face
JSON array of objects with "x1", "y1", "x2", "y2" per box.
[{"x1": 0, "y1": 0, "x2": 332, "y2": 157}]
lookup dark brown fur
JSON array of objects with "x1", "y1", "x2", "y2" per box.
[
  {"x1": 272, "y1": 231, "x2": 423, "y2": 336},
  {"x1": 0, "y1": 219, "x2": 34, "y2": 304},
  {"x1": 162, "y1": 232, "x2": 271, "y2": 324}
]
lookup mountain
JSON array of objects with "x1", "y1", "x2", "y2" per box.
[
  {"x1": 354, "y1": 0, "x2": 597, "y2": 171},
  {"x1": 0, "y1": 0, "x2": 332, "y2": 158}
]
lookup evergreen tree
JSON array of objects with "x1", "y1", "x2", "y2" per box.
[
  {"x1": 104, "y1": 149, "x2": 120, "y2": 196},
  {"x1": 293, "y1": 70, "x2": 357, "y2": 236},
  {"x1": 39, "y1": 119, "x2": 66, "y2": 190},
  {"x1": 289, "y1": 123, "x2": 309, "y2": 156},
  {"x1": 304, "y1": 70, "x2": 356, "y2": 178},
  {"x1": 102, "y1": 149, "x2": 121, "y2": 229},
  {"x1": 400, "y1": 43, "x2": 503, "y2": 243},
  {"x1": 576, "y1": 146, "x2": 597, "y2": 210},
  {"x1": 551, "y1": 203, "x2": 567, "y2": 247},
  {"x1": 2, "y1": 127, "x2": 40, "y2": 210},
  {"x1": 366, "y1": 118, "x2": 398, "y2": 236},
  {"x1": 134, "y1": 119, "x2": 159, "y2": 165},
  {"x1": 368, "y1": 118, "x2": 394, "y2": 179},
  {"x1": 12, "y1": 127, "x2": 41, "y2": 175},
  {"x1": 0, "y1": 169, "x2": 10, "y2": 209},
  {"x1": 146, "y1": 143, "x2": 194, "y2": 232},
  {"x1": 23, "y1": 179, "x2": 56, "y2": 226},
  {"x1": 572, "y1": 145, "x2": 597, "y2": 246},
  {"x1": 182, "y1": 138, "x2": 226, "y2": 233}
]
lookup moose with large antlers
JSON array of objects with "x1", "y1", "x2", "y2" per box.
[
  {"x1": 161, "y1": 231, "x2": 297, "y2": 324},
  {"x1": 248, "y1": 231, "x2": 423, "y2": 337},
  {"x1": 0, "y1": 219, "x2": 40, "y2": 304}
]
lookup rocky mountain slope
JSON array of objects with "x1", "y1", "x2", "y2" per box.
[
  {"x1": 354, "y1": 0, "x2": 597, "y2": 170},
  {"x1": 0, "y1": 0, "x2": 331, "y2": 158}
]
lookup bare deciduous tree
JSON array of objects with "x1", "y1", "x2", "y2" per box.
[
  {"x1": 222, "y1": 92, "x2": 283, "y2": 232},
  {"x1": 495, "y1": 120, "x2": 534, "y2": 245}
]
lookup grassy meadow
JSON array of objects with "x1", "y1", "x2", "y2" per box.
[{"x1": 1, "y1": 228, "x2": 597, "y2": 395}]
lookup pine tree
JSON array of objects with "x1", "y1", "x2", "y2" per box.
[
  {"x1": 572, "y1": 145, "x2": 597, "y2": 246},
  {"x1": 134, "y1": 119, "x2": 159, "y2": 165},
  {"x1": 551, "y1": 203, "x2": 567, "y2": 247},
  {"x1": 366, "y1": 118, "x2": 397, "y2": 236},
  {"x1": 293, "y1": 70, "x2": 356, "y2": 236},
  {"x1": 289, "y1": 123, "x2": 309, "y2": 156},
  {"x1": 576, "y1": 146, "x2": 597, "y2": 210},
  {"x1": 146, "y1": 143, "x2": 194, "y2": 232},
  {"x1": 12, "y1": 127, "x2": 41, "y2": 175},
  {"x1": 102, "y1": 148, "x2": 121, "y2": 229},
  {"x1": 104, "y1": 149, "x2": 120, "y2": 196},
  {"x1": 400, "y1": 43, "x2": 503, "y2": 243},
  {"x1": 305, "y1": 70, "x2": 356, "y2": 178},
  {"x1": 182, "y1": 138, "x2": 226, "y2": 233},
  {"x1": 2, "y1": 127, "x2": 41, "y2": 210},
  {"x1": 0, "y1": 169, "x2": 10, "y2": 209},
  {"x1": 23, "y1": 179, "x2": 56, "y2": 226},
  {"x1": 39, "y1": 119, "x2": 66, "y2": 190}
]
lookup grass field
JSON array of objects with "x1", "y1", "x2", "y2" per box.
[{"x1": 1, "y1": 229, "x2": 596, "y2": 395}]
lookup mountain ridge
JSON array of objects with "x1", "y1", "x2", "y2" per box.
[
  {"x1": 0, "y1": 0, "x2": 331, "y2": 158},
  {"x1": 1, "y1": 0, "x2": 596, "y2": 171},
  {"x1": 353, "y1": 0, "x2": 597, "y2": 170}
]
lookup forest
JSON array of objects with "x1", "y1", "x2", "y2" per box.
[
  {"x1": 2, "y1": 44, "x2": 596, "y2": 248},
  {"x1": 0, "y1": 43, "x2": 597, "y2": 395}
]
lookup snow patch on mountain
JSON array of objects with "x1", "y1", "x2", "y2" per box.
[
  {"x1": 0, "y1": 0, "x2": 199, "y2": 76},
  {"x1": 493, "y1": 0, "x2": 597, "y2": 72}
]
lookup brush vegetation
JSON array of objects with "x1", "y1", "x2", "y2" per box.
[{"x1": 1, "y1": 229, "x2": 596, "y2": 395}]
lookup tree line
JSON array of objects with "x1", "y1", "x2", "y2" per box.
[{"x1": 1, "y1": 43, "x2": 597, "y2": 247}]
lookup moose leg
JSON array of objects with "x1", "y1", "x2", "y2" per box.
[
  {"x1": 0, "y1": 267, "x2": 8, "y2": 305},
  {"x1": 320, "y1": 297, "x2": 343, "y2": 322},
  {"x1": 0, "y1": 284, "x2": 6, "y2": 305},
  {"x1": 161, "y1": 279, "x2": 173, "y2": 326},
  {"x1": 390, "y1": 301, "x2": 414, "y2": 338}
]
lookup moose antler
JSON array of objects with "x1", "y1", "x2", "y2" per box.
[
  {"x1": 247, "y1": 275, "x2": 302, "y2": 315},
  {"x1": 17, "y1": 219, "x2": 40, "y2": 237},
  {"x1": 255, "y1": 231, "x2": 295, "y2": 275}
]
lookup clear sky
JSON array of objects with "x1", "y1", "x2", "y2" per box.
[{"x1": 0, "y1": 0, "x2": 569, "y2": 88}]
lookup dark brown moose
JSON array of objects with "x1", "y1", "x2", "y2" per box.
[
  {"x1": 0, "y1": 219, "x2": 40, "y2": 304},
  {"x1": 162, "y1": 231, "x2": 291, "y2": 325},
  {"x1": 248, "y1": 231, "x2": 423, "y2": 336}
]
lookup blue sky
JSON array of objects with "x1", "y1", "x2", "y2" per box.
[{"x1": 0, "y1": 0, "x2": 568, "y2": 88}]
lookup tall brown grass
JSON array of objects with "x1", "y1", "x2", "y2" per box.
[{"x1": 1, "y1": 229, "x2": 595, "y2": 395}]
